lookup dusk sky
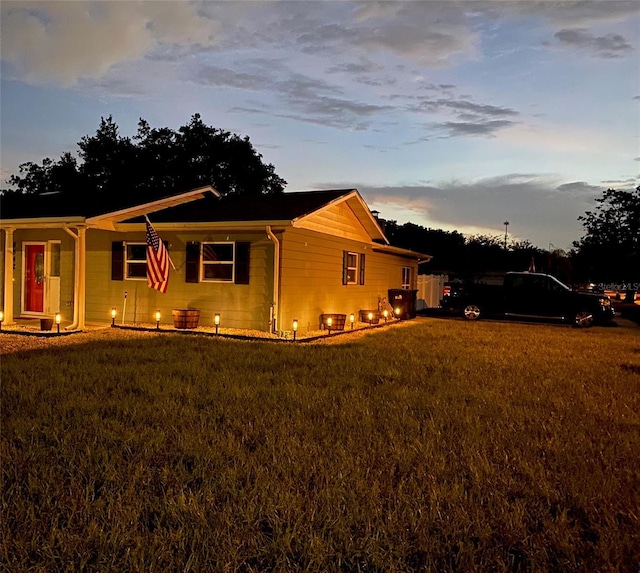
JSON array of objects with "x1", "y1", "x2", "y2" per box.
[{"x1": 1, "y1": 1, "x2": 638, "y2": 250}]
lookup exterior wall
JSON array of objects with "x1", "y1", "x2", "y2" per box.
[
  {"x1": 279, "y1": 227, "x2": 418, "y2": 333},
  {"x1": 3, "y1": 228, "x2": 75, "y2": 320},
  {"x1": 297, "y1": 200, "x2": 372, "y2": 242},
  {"x1": 85, "y1": 229, "x2": 274, "y2": 330}
]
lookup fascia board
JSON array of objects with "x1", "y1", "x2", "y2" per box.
[
  {"x1": 0, "y1": 217, "x2": 86, "y2": 229},
  {"x1": 112, "y1": 220, "x2": 291, "y2": 232},
  {"x1": 86, "y1": 185, "x2": 219, "y2": 225},
  {"x1": 372, "y1": 244, "x2": 432, "y2": 261}
]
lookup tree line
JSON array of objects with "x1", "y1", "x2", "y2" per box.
[
  {"x1": 1, "y1": 116, "x2": 637, "y2": 286},
  {"x1": 2, "y1": 114, "x2": 285, "y2": 213}
]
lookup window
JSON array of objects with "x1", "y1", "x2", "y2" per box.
[
  {"x1": 202, "y1": 242, "x2": 234, "y2": 282},
  {"x1": 342, "y1": 250, "x2": 365, "y2": 285},
  {"x1": 402, "y1": 267, "x2": 412, "y2": 290},
  {"x1": 50, "y1": 242, "x2": 61, "y2": 277},
  {"x1": 185, "y1": 241, "x2": 250, "y2": 284},
  {"x1": 125, "y1": 243, "x2": 147, "y2": 279},
  {"x1": 346, "y1": 252, "x2": 358, "y2": 284}
]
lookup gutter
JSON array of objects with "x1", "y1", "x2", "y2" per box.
[{"x1": 266, "y1": 226, "x2": 280, "y2": 334}]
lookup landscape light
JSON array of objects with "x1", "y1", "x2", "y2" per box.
[
  {"x1": 293, "y1": 319, "x2": 298, "y2": 341},
  {"x1": 0, "y1": 310, "x2": 3, "y2": 331},
  {"x1": 155, "y1": 310, "x2": 161, "y2": 329},
  {"x1": 394, "y1": 307, "x2": 401, "y2": 317},
  {"x1": 368, "y1": 311, "x2": 373, "y2": 325},
  {"x1": 383, "y1": 309, "x2": 388, "y2": 322},
  {"x1": 111, "y1": 307, "x2": 117, "y2": 327},
  {"x1": 214, "y1": 313, "x2": 220, "y2": 335},
  {"x1": 326, "y1": 316, "x2": 332, "y2": 334},
  {"x1": 349, "y1": 313, "x2": 355, "y2": 329},
  {"x1": 55, "y1": 312, "x2": 61, "y2": 333}
]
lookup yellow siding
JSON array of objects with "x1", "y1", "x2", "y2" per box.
[
  {"x1": 279, "y1": 227, "x2": 418, "y2": 333},
  {"x1": 296, "y1": 201, "x2": 371, "y2": 242},
  {"x1": 85, "y1": 229, "x2": 273, "y2": 330}
]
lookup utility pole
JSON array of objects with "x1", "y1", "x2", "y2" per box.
[{"x1": 503, "y1": 221, "x2": 509, "y2": 250}]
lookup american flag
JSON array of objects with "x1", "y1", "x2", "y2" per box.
[{"x1": 146, "y1": 217, "x2": 170, "y2": 293}]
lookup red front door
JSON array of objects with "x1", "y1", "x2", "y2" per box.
[{"x1": 24, "y1": 244, "x2": 45, "y2": 313}]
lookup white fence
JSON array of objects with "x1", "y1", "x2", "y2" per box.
[{"x1": 416, "y1": 274, "x2": 448, "y2": 310}]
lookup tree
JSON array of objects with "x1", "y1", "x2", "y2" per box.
[
  {"x1": 572, "y1": 186, "x2": 640, "y2": 285},
  {"x1": 2, "y1": 114, "x2": 286, "y2": 210}
]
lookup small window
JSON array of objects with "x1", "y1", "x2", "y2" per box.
[
  {"x1": 125, "y1": 243, "x2": 147, "y2": 279},
  {"x1": 202, "y1": 242, "x2": 234, "y2": 282},
  {"x1": 50, "y1": 242, "x2": 61, "y2": 277},
  {"x1": 402, "y1": 267, "x2": 412, "y2": 290},
  {"x1": 346, "y1": 252, "x2": 358, "y2": 284}
]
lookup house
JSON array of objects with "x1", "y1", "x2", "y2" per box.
[{"x1": 1, "y1": 187, "x2": 431, "y2": 334}]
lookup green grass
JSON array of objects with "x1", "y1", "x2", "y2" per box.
[{"x1": 2, "y1": 319, "x2": 639, "y2": 572}]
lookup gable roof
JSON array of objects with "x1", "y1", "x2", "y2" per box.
[
  {"x1": 139, "y1": 188, "x2": 388, "y2": 244},
  {"x1": 1, "y1": 186, "x2": 430, "y2": 260}
]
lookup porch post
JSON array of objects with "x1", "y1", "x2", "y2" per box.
[
  {"x1": 77, "y1": 227, "x2": 86, "y2": 329},
  {"x1": 3, "y1": 228, "x2": 15, "y2": 325}
]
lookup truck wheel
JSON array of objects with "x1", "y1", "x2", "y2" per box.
[
  {"x1": 573, "y1": 310, "x2": 594, "y2": 328},
  {"x1": 463, "y1": 304, "x2": 482, "y2": 321}
]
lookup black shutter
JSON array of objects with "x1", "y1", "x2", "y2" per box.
[
  {"x1": 185, "y1": 242, "x2": 200, "y2": 283},
  {"x1": 235, "y1": 242, "x2": 250, "y2": 284},
  {"x1": 359, "y1": 253, "x2": 366, "y2": 285},
  {"x1": 342, "y1": 250, "x2": 348, "y2": 285},
  {"x1": 111, "y1": 241, "x2": 124, "y2": 281}
]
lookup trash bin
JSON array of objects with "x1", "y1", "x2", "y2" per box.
[{"x1": 388, "y1": 289, "x2": 417, "y2": 320}]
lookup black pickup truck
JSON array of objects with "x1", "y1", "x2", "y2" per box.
[{"x1": 441, "y1": 272, "x2": 615, "y2": 327}]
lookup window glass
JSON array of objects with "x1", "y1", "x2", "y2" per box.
[
  {"x1": 125, "y1": 243, "x2": 147, "y2": 279},
  {"x1": 402, "y1": 267, "x2": 411, "y2": 289},
  {"x1": 346, "y1": 252, "x2": 358, "y2": 284},
  {"x1": 203, "y1": 243, "x2": 234, "y2": 262},
  {"x1": 202, "y1": 242, "x2": 234, "y2": 282},
  {"x1": 50, "y1": 243, "x2": 61, "y2": 277}
]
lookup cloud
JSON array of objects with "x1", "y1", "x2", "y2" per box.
[
  {"x1": 352, "y1": 174, "x2": 601, "y2": 248},
  {"x1": 436, "y1": 119, "x2": 518, "y2": 138},
  {"x1": 402, "y1": 97, "x2": 520, "y2": 139},
  {"x1": 556, "y1": 181, "x2": 602, "y2": 194},
  {"x1": 1, "y1": 1, "x2": 217, "y2": 86},
  {"x1": 479, "y1": 0, "x2": 640, "y2": 28},
  {"x1": 554, "y1": 28, "x2": 634, "y2": 58}
]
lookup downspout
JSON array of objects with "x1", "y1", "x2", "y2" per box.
[
  {"x1": 62, "y1": 224, "x2": 86, "y2": 330},
  {"x1": 3, "y1": 228, "x2": 15, "y2": 325},
  {"x1": 266, "y1": 226, "x2": 280, "y2": 334}
]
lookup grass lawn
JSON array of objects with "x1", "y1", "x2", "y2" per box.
[{"x1": 2, "y1": 318, "x2": 639, "y2": 572}]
